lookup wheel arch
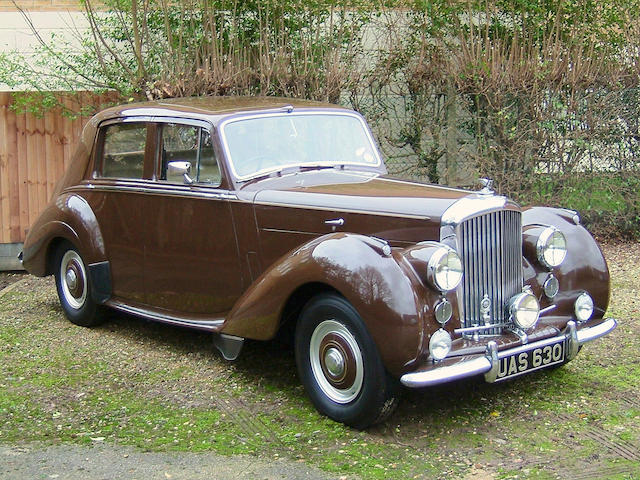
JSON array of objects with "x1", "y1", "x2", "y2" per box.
[
  {"x1": 46, "y1": 236, "x2": 72, "y2": 275},
  {"x1": 277, "y1": 282, "x2": 341, "y2": 344},
  {"x1": 22, "y1": 193, "x2": 107, "y2": 277},
  {"x1": 220, "y1": 232, "x2": 425, "y2": 377},
  {"x1": 522, "y1": 206, "x2": 610, "y2": 319}
]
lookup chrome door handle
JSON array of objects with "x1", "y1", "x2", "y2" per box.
[{"x1": 324, "y1": 218, "x2": 344, "y2": 226}]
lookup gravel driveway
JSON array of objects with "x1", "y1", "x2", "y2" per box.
[{"x1": 1, "y1": 444, "x2": 338, "y2": 480}]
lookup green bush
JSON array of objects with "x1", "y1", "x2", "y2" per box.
[
  {"x1": 524, "y1": 173, "x2": 640, "y2": 240},
  {"x1": 1, "y1": 0, "x2": 639, "y2": 238}
]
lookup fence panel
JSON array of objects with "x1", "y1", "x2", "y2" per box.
[{"x1": 0, "y1": 92, "x2": 117, "y2": 247}]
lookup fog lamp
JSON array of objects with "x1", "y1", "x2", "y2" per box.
[
  {"x1": 429, "y1": 329, "x2": 452, "y2": 361},
  {"x1": 508, "y1": 292, "x2": 540, "y2": 330},
  {"x1": 574, "y1": 292, "x2": 594, "y2": 322}
]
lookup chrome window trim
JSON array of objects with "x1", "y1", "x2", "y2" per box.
[
  {"x1": 99, "y1": 116, "x2": 156, "y2": 127},
  {"x1": 145, "y1": 116, "x2": 219, "y2": 186},
  {"x1": 95, "y1": 120, "x2": 150, "y2": 180},
  {"x1": 151, "y1": 116, "x2": 213, "y2": 129},
  {"x1": 95, "y1": 116, "x2": 220, "y2": 185},
  {"x1": 218, "y1": 110, "x2": 384, "y2": 181},
  {"x1": 98, "y1": 116, "x2": 213, "y2": 129}
]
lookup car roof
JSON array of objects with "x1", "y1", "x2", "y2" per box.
[{"x1": 93, "y1": 96, "x2": 350, "y2": 125}]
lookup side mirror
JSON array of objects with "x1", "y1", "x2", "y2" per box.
[{"x1": 167, "y1": 161, "x2": 194, "y2": 184}]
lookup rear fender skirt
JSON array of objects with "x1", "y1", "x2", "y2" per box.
[
  {"x1": 22, "y1": 193, "x2": 107, "y2": 277},
  {"x1": 220, "y1": 232, "x2": 425, "y2": 377}
]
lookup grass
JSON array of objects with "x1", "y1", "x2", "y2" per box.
[{"x1": 1, "y1": 242, "x2": 639, "y2": 479}]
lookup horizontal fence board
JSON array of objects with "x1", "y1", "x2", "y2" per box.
[{"x1": 0, "y1": 91, "x2": 118, "y2": 246}]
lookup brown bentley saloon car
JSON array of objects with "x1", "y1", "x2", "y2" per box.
[{"x1": 21, "y1": 97, "x2": 617, "y2": 428}]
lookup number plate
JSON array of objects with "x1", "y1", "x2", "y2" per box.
[{"x1": 494, "y1": 339, "x2": 566, "y2": 382}]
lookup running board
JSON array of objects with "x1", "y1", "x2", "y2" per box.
[
  {"x1": 106, "y1": 301, "x2": 244, "y2": 360},
  {"x1": 107, "y1": 301, "x2": 225, "y2": 332}
]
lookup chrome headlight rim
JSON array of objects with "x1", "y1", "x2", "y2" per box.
[
  {"x1": 426, "y1": 246, "x2": 463, "y2": 292},
  {"x1": 508, "y1": 292, "x2": 540, "y2": 330},
  {"x1": 536, "y1": 226, "x2": 567, "y2": 269}
]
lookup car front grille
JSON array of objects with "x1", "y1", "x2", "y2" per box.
[{"x1": 457, "y1": 209, "x2": 523, "y2": 335}]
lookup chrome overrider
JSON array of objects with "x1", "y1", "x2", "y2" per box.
[{"x1": 400, "y1": 318, "x2": 617, "y2": 388}]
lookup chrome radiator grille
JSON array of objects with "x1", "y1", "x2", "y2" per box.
[{"x1": 457, "y1": 210, "x2": 522, "y2": 335}]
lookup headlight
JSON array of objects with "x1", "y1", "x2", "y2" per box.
[
  {"x1": 575, "y1": 292, "x2": 594, "y2": 322},
  {"x1": 429, "y1": 329, "x2": 452, "y2": 361},
  {"x1": 427, "y1": 247, "x2": 463, "y2": 292},
  {"x1": 536, "y1": 227, "x2": 567, "y2": 268},
  {"x1": 508, "y1": 292, "x2": 540, "y2": 330}
]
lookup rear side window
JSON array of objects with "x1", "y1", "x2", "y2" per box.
[{"x1": 100, "y1": 123, "x2": 147, "y2": 179}]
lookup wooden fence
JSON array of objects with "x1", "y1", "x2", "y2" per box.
[{"x1": 0, "y1": 92, "x2": 117, "y2": 247}]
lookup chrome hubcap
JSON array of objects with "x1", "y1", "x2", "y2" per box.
[
  {"x1": 324, "y1": 347, "x2": 345, "y2": 378},
  {"x1": 60, "y1": 250, "x2": 87, "y2": 310},
  {"x1": 309, "y1": 320, "x2": 364, "y2": 404},
  {"x1": 65, "y1": 269, "x2": 77, "y2": 291}
]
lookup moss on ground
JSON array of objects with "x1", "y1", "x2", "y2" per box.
[{"x1": 1, "y1": 243, "x2": 639, "y2": 479}]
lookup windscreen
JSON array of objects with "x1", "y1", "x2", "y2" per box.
[{"x1": 222, "y1": 113, "x2": 381, "y2": 178}]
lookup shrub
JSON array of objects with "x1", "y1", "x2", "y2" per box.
[
  {"x1": 0, "y1": 0, "x2": 368, "y2": 112},
  {"x1": 1, "y1": 0, "x2": 639, "y2": 238},
  {"x1": 357, "y1": 1, "x2": 640, "y2": 238}
]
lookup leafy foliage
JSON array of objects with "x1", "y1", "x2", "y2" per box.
[
  {"x1": 358, "y1": 1, "x2": 640, "y2": 238},
  {"x1": 1, "y1": 0, "x2": 639, "y2": 237},
  {"x1": 0, "y1": 0, "x2": 368, "y2": 108}
]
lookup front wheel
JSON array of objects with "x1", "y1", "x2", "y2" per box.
[
  {"x1": 295, "y1": 293, "x2": 399, "y2": 429},
  {"x1": 54, "y1": 242, "x2": 105, "y2": 327}
]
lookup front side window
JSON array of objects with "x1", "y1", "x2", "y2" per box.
[
  {"x1": 101, "y1": 123, "x2": 147, "y2": 179},
  {"x1": 221, "y1": 113, "x2": 382, "y2": 179},
  {"x1": 160, "y1": 124, "x2": 220, "y2": 185}
]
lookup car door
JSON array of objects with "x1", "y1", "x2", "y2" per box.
[
  {"x1": 143, "y1": 119, "x2": 244, "y2": 316},
  {"x1": 85, "y1": 119, "x2": 155, "y2": 304}
]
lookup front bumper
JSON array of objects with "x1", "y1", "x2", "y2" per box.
[{"x1": 400, "y1": 318, "x2": 617, "y2": 388}]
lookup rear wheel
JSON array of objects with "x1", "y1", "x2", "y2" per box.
[
  {"x1": 54, "y1": 242, "x2": 105, "y2": 327},
  {"x1": 295, "y1": 293, "x2": 399, "y2": 429}
]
